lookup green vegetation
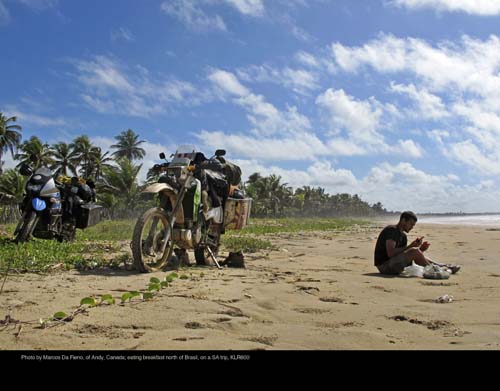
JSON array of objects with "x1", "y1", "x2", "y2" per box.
[
  {"x1": 231, "y1": 217, "x2": 367, "y2": 235},
  {"x1": 39, "y1": 272, "x2": 182, "y2": 328},
  {"x1": 221, "y1": 217, "x2": 367, "y2": 252},
  {"x1": 0, "y1": 220, "x2": 135, "y2": 273},
  {"x1": 245, "y1": 173, "x2": 387, "y2": 218},
  {"x1": 221, "y1": 236, "x2": 275, "y2": 253},
  {"x1": 1, "y1": 217, "x2": 367, "y2": 271}
]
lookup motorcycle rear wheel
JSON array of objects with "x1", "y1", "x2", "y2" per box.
[{"x1": 131, "y1": 207, "x2": 174, "y2": 273}]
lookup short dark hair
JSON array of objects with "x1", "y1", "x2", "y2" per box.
[{"x1": 400, "y1": 211, "x2": 418, "y2": 222}]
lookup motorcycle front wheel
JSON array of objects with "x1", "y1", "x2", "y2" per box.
[
  {"x1": 14, "y1": 211, "x2": 39, "y2": 243},
  {"x1": 131, "y1": 207, "x2": 174, "y2": 273}
]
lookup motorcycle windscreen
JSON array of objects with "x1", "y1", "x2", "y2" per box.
[
  {"x1": 32, "y1": 197, "x2": 47, "y2": 211},
  {"x1": 170, "y1": 144, "x2": 197, "y2": 167}
]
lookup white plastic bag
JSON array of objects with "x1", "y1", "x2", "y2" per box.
[
  {"x1": 423, "y1": 264, "x2": 450, "y2": 280},
  {"x1": 403, "y1": 261, "x2": 425, "y2": 278}
]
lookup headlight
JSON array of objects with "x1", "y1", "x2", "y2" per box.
[{"x1": 26, "y1": 184, "x2": 42, "y2": 192}]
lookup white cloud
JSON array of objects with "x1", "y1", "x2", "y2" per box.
[
  {"x1": 332, "y1": 34, "x2": 409, "y2": 73},
  {"x1": 390, "y1": 82, "x2": 450, "y2": 119},
  {"x1": 331, "y1": 34, "x2": 500, "y2": 174},
  {"x1": 160, "y1": 0, "x2": 227, "y2": 32},
  {"x1": 4, "y1": 106, "x2": 67, "y2": 127},
  {"x1": 0, "y1": 1, "x2": 10, "y2": 26},
  {"x1": 209, "y1": 69, "x2": 250, "y2": 97},
  {"x1": 226, "y1": 158, "x2": 500, "y2": 213},
  {"x1": 16, "y1": 0, "x2": 58, "y2": 10},
  {"x1": 396, "y1": 139, "x2": 424, "y2": 158},
  {"x1": 208, "y1": 70, "x2": 422, "y2": 159},
  {"x1": 209, "y1": 68, "x2": 312, "y2": 136},
  {"x1": 72, "y1": 55, "x2": 210, "y2": 117},
  {"x1": 316, "y1": 88, "x2": 384, "y2": 143},
  {"x1": 111, "y1": 27, "x2": 135, "y2": 43},
  {"x1": 390, "y1": 0, "x2": 500, "y2": 16},
  {"x1": 295, "y1": 50, "x2": 321, "y2": 68},
  {"x1": 223, "y1": 0, "x2": 264, "y2": 16},
  {"x1": 237, "y1": 64, "x2": 320, "y2": 94},
  {"x1": 316, "y1": 88, "x2": 421, "y2": 157},
  {"x1": 331, "y1": 34, "x2": 500, "y2": 98},
  {"x1": 197, "y1": 130, "x2": 328, "y2": 161},
  {"x1": 445, "y1": 140, "x2": 500, "y2": 175}
]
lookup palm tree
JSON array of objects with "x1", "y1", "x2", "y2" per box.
[
  {"x1": 0, "y1": 168, "x2": 26, "y2": 202},
  {"x1": 111, "y1": 129, "x2": 146, "y2": 161},
  {"x1": 91, "y1": 147, "x2": 113, "y2": 181},
  {"x1": 15, "y1": 136, "x2": 54, "y2": 169},
  {"x1": 101, "y1": 157, "x2": 142, "y2": 216},
  {"x1": 50, "y1": 142, "x2": 78, "y2": 177},
  {"x1": 0, "y1": 113, "x2": 22, "y2": 174},
  {"x1": 71, "y1": 135, "x2": 96, "y2": 178}
]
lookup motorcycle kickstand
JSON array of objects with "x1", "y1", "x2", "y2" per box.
[{"x1": 206, "y1": 246, "x2": 222, "y2": 270}]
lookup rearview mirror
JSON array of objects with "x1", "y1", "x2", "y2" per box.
[
  {"x1": 159, "y1": 152, "x2": 166, "y2": 160},
  {"x1": 215, "y1": 149, "x2": 226, "y2": 157},
  {"x1": 19, "y1": 163, "x2": 33, "y2": 177}
]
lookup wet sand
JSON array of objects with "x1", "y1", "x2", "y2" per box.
[{"x1": 1, "y1": 222, "x2": 500, "y2": 350}]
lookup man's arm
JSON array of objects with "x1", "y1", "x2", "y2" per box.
[{"x1": 386, "y1": 237, "x2": 424, "y2": 258}]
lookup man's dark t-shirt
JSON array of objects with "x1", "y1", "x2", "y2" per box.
[{"x1": 374, "y1": 225, "x2": 407, "y2": 266}]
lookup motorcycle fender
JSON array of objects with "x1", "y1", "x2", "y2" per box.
[
  {"x1": 142, "y1": 183, "x2": 177, "y2": 194},
  {"x1": 143, "y1": 182, "x2": 184, "y2": 224}
]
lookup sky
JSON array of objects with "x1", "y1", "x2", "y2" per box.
[{"x1": 2, "y1": 0, "x2": 500, "y2": 213}]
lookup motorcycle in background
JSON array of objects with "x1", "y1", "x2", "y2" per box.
[
  {"x1": 131, "y1": 145, "x2": 252, "y2": 272},
  {"x1": 14, "y1": 163, "x2": 103, "y2": 243}
]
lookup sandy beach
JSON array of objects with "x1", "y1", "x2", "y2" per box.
[{"x1": 1, "y1": 221, "x2": 500, "y2": 350}]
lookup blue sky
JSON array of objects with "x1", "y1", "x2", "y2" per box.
[{"x1": 2, "y1": 0, "x2": 500, "y2": 213}]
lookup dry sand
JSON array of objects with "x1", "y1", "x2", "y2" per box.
[{"x1": 1, "y1": 222, "x2": 500, "y2": 350}]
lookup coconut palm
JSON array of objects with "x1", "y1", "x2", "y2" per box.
[
  {"x1": 110, "y1": 129, "x2": 146, "y2": 161},
  {"x1": 0, "y1": 168, "x2": 27, "y2": 202},
  {"x1": 91, "y1": 147, "x2": 113, "y2": 181},
  {"x1": 101, "y1": 157, "x2": 142, "y2": 215},
  {"x1": 50, "y1": 142, "x2": 78, "y2": 177},
  {"x1": 15, "y1": 136, "x2": 54, "y2": 169},
  {"x1": 0, "y1": 113, "x2": 22, "y2": 174},
  {"x1": 70, "y1": 135, "x2": 97, "y2": 178}
]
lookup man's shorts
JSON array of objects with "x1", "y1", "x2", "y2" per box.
[{"x1": 377, "y1": 251, "x2": 413, "y2": 275}]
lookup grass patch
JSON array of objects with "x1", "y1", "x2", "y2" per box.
[
  {"x1": 0, "y1": 219, "x2": 136, "y2": 273},
  {"x1": 0, "y1": 238, "x2": 90, "y2": 272},
  {"x1": 227, "y1": 217, "x2": 368, "y2": 236},
  {"x1": 78, "y1": 219, "x2": 135, "y2": 241},
  {"x1": 0, "y1": 217, "x2": 366, "y2": 272},
  {"x1": 221, "y1": 236, "x2": 275, "y2": 253}
]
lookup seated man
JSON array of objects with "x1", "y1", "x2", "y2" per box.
[{"x1": 374, "y1": 211, "x2": 460, "y2": 275}]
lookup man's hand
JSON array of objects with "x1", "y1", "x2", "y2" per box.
[
  {"x1": 419, "y1": 241, "x2": 430, "y2": 252},
  {"x1": 409, "y1": 236, "x2": 424, "y2": 248}
]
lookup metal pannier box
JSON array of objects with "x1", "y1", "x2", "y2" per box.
[
  {"x1": 75, "y1": 204, "x2": 104, "y2": 229},
  {"x1": 223, "y1": 197, "x2": 252, "y2": 230}
]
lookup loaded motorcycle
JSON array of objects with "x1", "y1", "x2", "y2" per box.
[
  {"x1": 14, "y1": 163, "x2": 103, "y2": 243},
  {"x1": 131, "y1": 145, "x2": 251, "y2": 272}
]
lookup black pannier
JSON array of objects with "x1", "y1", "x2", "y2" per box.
[
  {"x1": 223, "y1": 161, "x2": 242, "y2": 186},
  {"x1": 77, "y1": 184, "x2": 94, "y2": 202},
  {"x1": 75, "y1": 204, "x2": 104, "y2": 229}
]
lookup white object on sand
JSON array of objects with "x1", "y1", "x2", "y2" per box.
[
  {"x1": 403, "y1": 261, "x2": 425, "y2": 278},
  {"x1": 436, "y1": 294, "x2": 454, "y2": 303},
  {"x1": 423, "y1": 264, "x2": 451, "y2": 280}
]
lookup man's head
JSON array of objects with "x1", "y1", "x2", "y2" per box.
[{"x1": 398, "y1": 211, "x2": 418, "y2": 232}]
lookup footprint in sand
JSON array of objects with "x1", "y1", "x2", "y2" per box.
[
  {"x1": 184, "y1": 322, "x2": 207, "y2": 329},
  {"x1": 244, "y1": 335, "x2": 278, "y2": 347}
]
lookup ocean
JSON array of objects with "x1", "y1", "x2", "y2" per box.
[{"x1": 418, "y1": 214, "x2": 500, "y2": 227}]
